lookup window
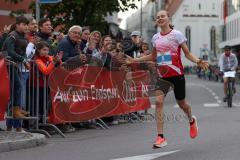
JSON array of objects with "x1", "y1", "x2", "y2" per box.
[
  {"x1": 210, "y1": 26, "x2": 216, "y2": 55},
  {"x1": 213, "y1": 3, "x2": 215, "y2": 10},
  {"x1": 199, "y1": 3, "x2": 201, "y2": 10},
  {"x1": 222, "y1": 25, "x2": 226, "y2": 42},
  {"x1": 185, "y1": 26, "x2": 191, "y2": 51},
  {"x1": 237, "y1": 18, "x2": 240, "y2": 38}
]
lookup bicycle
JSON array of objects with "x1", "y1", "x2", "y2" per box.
[{"x1": 223, "y1": 71, "x2": 236, "y2": 108}]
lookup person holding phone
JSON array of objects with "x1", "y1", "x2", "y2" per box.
[
  {"x1": 29, "y1": 41, "x2": 61, "y2": 123},
  {"x1": 56, "y1": 25, "x2": 87, "y2": 64}
]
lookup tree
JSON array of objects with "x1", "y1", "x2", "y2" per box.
[{"x1": 6, "y1": 0, "x2": 139, "y2": 33}]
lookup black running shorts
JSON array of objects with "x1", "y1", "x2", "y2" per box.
[{"x1": 160, "y1": 75, "x2": 186, "y2": 100}]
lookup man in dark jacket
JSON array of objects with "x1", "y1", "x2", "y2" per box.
[
  {"x1": 123, "y1": 31, "x2": 141, "y2": 58},
  {"x1": 37, "y1": 18, "x2": 55, "y2": 55},
  {"x1": 2, "y1": 16, "x2": 30, "y2": 131},
  {"x1": 56, "y1": 25, "x2": 87, "y2": 63}
]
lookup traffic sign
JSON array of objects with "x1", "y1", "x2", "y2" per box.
[{"x1": 39, "y1": 0, "x2": 62, "y2": 4}]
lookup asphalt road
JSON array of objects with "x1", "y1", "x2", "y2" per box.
[{"x1": 1, "y1": 75, "x2": 240, "y2": 160}]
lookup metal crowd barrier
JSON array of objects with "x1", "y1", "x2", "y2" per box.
[
  {"x1": 5, "y1": 58, "x2": 65, "y2": 138},
  {"x1": 4, "y1": 55, "x2": 159, "y2": 137}
]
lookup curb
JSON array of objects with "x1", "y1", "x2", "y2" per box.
[{"x1": 0, "y1": 131, "x2": 47, "y2": 153}]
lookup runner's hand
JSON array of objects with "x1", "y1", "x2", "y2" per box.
[
  {"x1": 197, "y1": 59, "x2": 208, "y2": 70},
  {"x1": 125, "y1": 55, "x2": 134, "y2": 64}
]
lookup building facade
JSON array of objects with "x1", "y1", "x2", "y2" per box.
[
  {"x1": 126, "y1": 0, "x2": 162, "y2": 45},
  {"x1": 219, "y1": 0, "x2": 240, "y2": 63},
  {"x1": 171, "y1": 0, "x2": 221, "y2": 65},
  {"x1": 0, "y1": 0, "x2": 33, "y2": 29}
]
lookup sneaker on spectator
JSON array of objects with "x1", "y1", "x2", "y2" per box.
[{"x1": 118, "y1": 119, "x2": 128, "y2": 124}]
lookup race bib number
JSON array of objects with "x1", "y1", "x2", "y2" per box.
[{"x1": 157, "y1": 51, "x2": 172, "y2": 65}]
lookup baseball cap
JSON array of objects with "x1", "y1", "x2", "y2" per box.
[{"x1": 131, "y1": 31, "x2": 141, "y2": 37}]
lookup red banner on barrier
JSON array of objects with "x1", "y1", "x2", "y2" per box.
[
  {"x1": 48, "y1": 65, "x2": 151, "y2": 124},
  {"x1": 0, "y1": 59, "x2": 10, "y2": 120}
]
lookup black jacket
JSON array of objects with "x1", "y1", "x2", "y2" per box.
[
  {"x1": 56, "y1": 36, "x2": 79, "y2": 62},
  {"x1": 2, "y1": 31, "x2": 28, "y2": 62}
]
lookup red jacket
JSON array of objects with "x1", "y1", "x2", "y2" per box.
[{"x1": 31, "y1": 55, "x2": 60, "y2": 87}]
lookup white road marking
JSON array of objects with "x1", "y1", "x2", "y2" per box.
[
  {"x1": 233, "y1": 103, "x2": 240, "y2": 107},
  {"x1": 214, "y1": 96, "x2": 219, "y2": 99},
  {"x1": 111, "y1": 150, "x2": 180, "y2": 160},
  {"x1": 204, "y1": 103, "x2": 220, "y2": 107},
  {"x1": 217, "y1": 100, "x2": 222, "y2": 104}
]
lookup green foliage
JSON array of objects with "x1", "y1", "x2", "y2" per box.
[{"x1": 6, "y1": 0, "x2": 140, "y2": 33}]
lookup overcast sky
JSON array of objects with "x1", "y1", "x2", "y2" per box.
[{"x1": 118, "y1": 0, "x2": 148, "y2": 29}]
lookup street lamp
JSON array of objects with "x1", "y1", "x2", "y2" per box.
[
  {"x1": 140, "y1": 0, "x2": 143, "y2": 35},
  {"x1": 35, "y1": 0, "x2": 62, "y2": 22}
]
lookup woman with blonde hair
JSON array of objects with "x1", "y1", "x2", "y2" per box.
[{"x1": 83, "y1": 30, "x2": 102, "y2": 56}]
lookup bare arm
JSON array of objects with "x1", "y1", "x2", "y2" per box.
[
  {"x1": 181, "y1": 42, "x2": 209, "y2": 70},
  {"x1": 232, "y1": 54, "x2": 238, "y2": 71},
  {"x1": 130, "y1": 47, "x2": 156, "y2": 62},
  {"x1": 181, "y1": 43, "x2": 199, "y2": 63},
  {"x1": 219, "y1": 54, "x2": 223, "y2": 72}
]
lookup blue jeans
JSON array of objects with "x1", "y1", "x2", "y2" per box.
[
  {"x1": 20, "y1": 72, "x2": 29, "y2": 110},
  {"x1": 6, "y1": 65, "x2": 22, "y2": 128}
]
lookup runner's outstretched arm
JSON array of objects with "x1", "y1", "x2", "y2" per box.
[
  {"x1": 181, "y1": 42, "x2": 209, "y2": 70},
  {"x1": 126, "y1": 48, "x2": 156, "y2": 64}
]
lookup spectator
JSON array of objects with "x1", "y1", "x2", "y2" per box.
[
  {"x1": 2, "y1": 16, "x2": 30, "y2": 132},
  {"x1": 140, "y1": 42, "x2": 150, "y2": 57},
  {"x1": 19, "y1": 32, "x2": 41, "y2": 114},
  {"x1": 83, "y1": 31, "x2": 101, "y2": 55},
  {"x1": 38, "y1": 18, "x2": 54, "y2": 55},
  {"x1": 52, "y1": 32, "x2": 64, "y2": 49},
  {"x1": 80, "y1": 26, "x2": 90, "y2": 51},
  {"x1": 30, "y1": 41, "x2": 61, "y2": 123},
  {"x1": 0, "y1": 25, "x2": 11, "y2": 49},
  {"x1": 123, "y1": 30, "x2": 141, "y2": 58},
  {"x1": 26, "y1": 17, "x2": 38, "y2": 42},
  {"x1": 56, "y1": 25, "x2": 82, "y2": 62}
]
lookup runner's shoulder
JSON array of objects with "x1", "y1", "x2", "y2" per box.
[
  {"x1": 172, "y1": 29, "x2": 184, "y2": 36},
  {"x1": 152, "y1": 33, "x2": 160, "y2": 40}
]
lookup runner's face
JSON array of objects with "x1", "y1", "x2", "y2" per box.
[{"x1": 156, "y1": 11, "x2": 170, "y2": 28}]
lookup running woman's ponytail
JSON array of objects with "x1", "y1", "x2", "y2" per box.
[
  {"x1": 166, "y1": 11, "x2": 174, "y2": 29},
  {"x1": 169, "y1": 24, "x2": 174, "y2": 29}
]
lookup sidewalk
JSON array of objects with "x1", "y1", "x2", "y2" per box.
[{"x1": 0, "y1": 121, "x2": 47, "y2": 153}]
